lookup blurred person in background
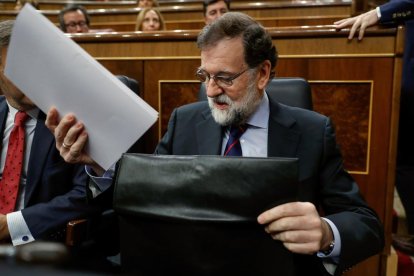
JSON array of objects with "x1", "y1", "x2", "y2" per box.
[
  {"x1": 138, "y1": 0, "x2": 159, "y2": 8},
  {"x1": 58, "y1": 4, "x2": 90, "y2": 33},
  {"x1": 136, "y1": 8, "x2": 166, "y2": 31},
  {"x1": 15, "y1": 0, "x2": 39, "y2": 10},
  {"x1": 203, "y1": 0, "x2": 230, "y2": 25}
]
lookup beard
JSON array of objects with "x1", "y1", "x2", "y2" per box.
[{"x1": 208, "y1": 78, "x2": 262, "y2": 126}]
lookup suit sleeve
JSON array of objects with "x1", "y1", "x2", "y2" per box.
[
  {"x1": 319, "y1": 118, "x2": 384, "y2": 275},
  {"x1": 21, "y1": 164, "x2": 103, "y2": 240},
  {"x1": 379, "y1": 0, "x2": 414, "y2": 23}
]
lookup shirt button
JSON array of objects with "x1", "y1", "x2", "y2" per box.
[{"x1": 22, "y1": 236, "x2": 29, "y2": 241}]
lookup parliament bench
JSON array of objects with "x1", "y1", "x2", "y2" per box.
[
  {"x1": 0, "y1": 0, "x2": 352, "y2": 23},
  {"x1": 91, "y1": 15, "x2": 345, "y2": 31}
]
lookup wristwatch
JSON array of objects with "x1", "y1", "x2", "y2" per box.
[{"x1": 322, "y1": 239, "x2": 335, "y2": 255}]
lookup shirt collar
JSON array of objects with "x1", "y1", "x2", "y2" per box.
[
  {"x1": 246, "y1": 91, "x2": 269, "y2": 129},
  {"x1": 6, "y1": 101, "x2": 39, "y2": 121}
]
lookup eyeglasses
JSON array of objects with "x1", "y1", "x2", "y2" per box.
[
  {"x1": 195, "y1": 68, "x2": 248, "y2": 87},
  {"x1": 65, "y1": 21, "x2": 88, "y2": 29}
]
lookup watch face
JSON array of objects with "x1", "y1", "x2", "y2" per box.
[{"x1": 323, "y1": 240, "x2": 335, "y2": 255}]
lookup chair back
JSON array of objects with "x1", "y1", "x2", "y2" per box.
[
  {"x1": 116, "y1": 75, "x2": 140, "y2": 96},
  {"x1": 198, "y1": 77, "x2": 312, "y2": 110}
]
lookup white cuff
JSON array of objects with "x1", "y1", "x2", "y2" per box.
[
  {"x1": 85, "y1": 165, "x2": 114, "y2": 198},
  {"x1": 376, "y1": 7, "x2": 382, "y2": 19},
  {"x1": 317, "y1": 218, "x2": 341, "y2": 258},
  {"x1": 6, "y1": 211, "x2": 35, "y2": 246}
]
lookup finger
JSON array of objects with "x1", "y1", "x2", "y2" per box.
[
  {"x1": 333, "y1": 18, "x2": 355, "y2": 28},
  {"x1": 258, "y1": 202, "x2": 297, "y2": 224},
  {"x1": 358, "y1": 24, "x2": 367, "y2": 40},
  {"x1": 281, "y1": 241, "x2": 320, "y2": 255},
  {"x1": 348, "y1": 20, "x2": 361, "y2": 40},
  {"x1": 63, "y1": 122, "x2": 84, "y2": 149},
  {"x1": 54, "y1": 114, "x2": 76, "y2": 150},
  {"x1": 63, "y1": 131, "x2": 88, "y2": 164},
  {"x1": 265, "y1": 214, "x2": 322, "y2": 234},
  {"x1": 260, "y1": 201, "x2": 318, "y2": 225},
  {"x1": 45, "y1": 107, "x2": 57, "y2": 134},
  {"x1": 272, "y1": 229, "x2": 323, "y2": 244}
]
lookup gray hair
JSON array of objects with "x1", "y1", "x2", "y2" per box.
[
  {"x1": 197, "y1": 12, "x2": 277, "y2": 79},
  {"x1": 0, "y1": 20, "x2": 14, "y2": 48}
]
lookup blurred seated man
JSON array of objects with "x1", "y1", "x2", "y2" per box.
[
  {"x1": 203, "y1": 0, "x2": 230, "y2": 25},
  {"x1": 15, "y1": 0, "x2": 39, "y2": 10},
  {"x1": 0, "y1": 20, "x2": 101, "y2": 246},
  {"x1": 46, "y1": 12, "x2": 384, "y2": 275},
  {"x1": 58, "y1": 4, "x2": 90, "y2": 34},
  {"x1": 138, "y1": 0, "x2": 159, "y2": 8}
]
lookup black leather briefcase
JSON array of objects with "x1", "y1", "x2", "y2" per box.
[{"x1": 113, "y1": 154, "x2": 299, "y2": 276}]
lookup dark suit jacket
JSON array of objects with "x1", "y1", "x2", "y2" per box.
[
  {"x1": 155, "y1": 97, "x2": 384, "y2": 275},
  {"x1": 380, "y1": 1, "x2": 414, "y2": 166},
  {"x1": 0, "y1": 97, "x2": 101, "y2": 241}
]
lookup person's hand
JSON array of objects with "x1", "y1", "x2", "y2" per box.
[
  {"x1": 0, "y1": 214, "x2": 10, "y2": 243},
  {"x1": 257, "y1": 202, "x2": 333, "y2": 254},
  {"x1": 45, "y1": 107, "x2": 104, "y2": 175},
  {"x1": 334, "y1": 9, "x2": 379, "y2": 40}
]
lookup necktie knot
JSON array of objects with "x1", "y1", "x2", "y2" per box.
[
  {"x1": 229, "y1": 124, "x2": 247, "y2": 139},
  {"x1": 224, "y1": 124, "x2": 247, "y2": 156},
  {"x1": 14, "y1": 111, "x2": 29, "y2": 127}
]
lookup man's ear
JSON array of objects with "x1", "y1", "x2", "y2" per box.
[
  {"x1": 257, "y1": 60, "x2": 271, "y2": 90},
  {"x1": 0, "y1": 46, "x2": 5, "y2": 70}
]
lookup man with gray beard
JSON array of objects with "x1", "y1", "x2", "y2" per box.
[{"x1": 46, "y1": 12, "x2": 384, "y2": 275}]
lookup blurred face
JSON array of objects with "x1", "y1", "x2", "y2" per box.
[
  {"x1": 141, "y1": 10, "x2": 161, "y2": 31},
  {"x1": 63, "y1": 10, "x2": 89, "y2": 33},
  {"x1": 200, "y1": 37, "x2": 270, "y2": 126},
  {"x1": 0, "y1": 47, "x2": 35, "y2": 111},
  {"x1": 205, "y1": 1, "x2": 228, "y2": 25},
  {"x1": 139, "y1": 0, "x2": 153, "y2": 8}
]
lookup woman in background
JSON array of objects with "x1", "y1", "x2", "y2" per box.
[{"x1": 136, "y1": 8, "x2": 166, "y2": 31}]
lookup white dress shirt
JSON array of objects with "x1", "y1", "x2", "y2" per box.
[{"x1": 1, "y1": 102, "x2": 39, "y2": 245}]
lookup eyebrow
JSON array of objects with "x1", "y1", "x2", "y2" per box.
[{"x1": 198, "y1": 68, "x2": 239, "y2": 76}]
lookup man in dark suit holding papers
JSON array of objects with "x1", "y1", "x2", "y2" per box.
[
  {"x1": 0, "y1": 20, "x2": 101, "y2": 246},
  {"x1": 46, "y1": 12, "x2": 384, "y2": 275}
]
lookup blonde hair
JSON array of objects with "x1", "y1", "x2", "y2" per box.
[{"x1": 135, "y1": 8, "x2": 166, "y2": 31}]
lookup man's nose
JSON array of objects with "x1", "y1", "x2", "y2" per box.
[
  {"x1": 75, "y1": 25, "x2": 82, "y2": 32},
  {"x1": 206, "y1": 79, "x2": 223, "y2": 98}
]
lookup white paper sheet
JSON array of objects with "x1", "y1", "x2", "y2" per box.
[{"x1": 5, "y1": 5, "x2": 158, "y2": 170}]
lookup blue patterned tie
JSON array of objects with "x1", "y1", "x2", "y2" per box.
[{"x1": 224, "y1": 125, "x2": 247, "y2": 156}]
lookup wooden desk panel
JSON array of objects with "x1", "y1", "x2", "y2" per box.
[
  {"x1": 38, "y1": 0, "x2": 138, "y2": 10},
  {"x1": 0, "y1": 0, "x2": 352, "y2": 23},
  {"x1": 73, "y1": 25, "x2": 402, "y2": 276},
  {"x1": 91, "y1": 15, "x2": 345, "y2": 31},
  {"x1": 0, "y1": 0, "x2": 138, "y2": 10}
]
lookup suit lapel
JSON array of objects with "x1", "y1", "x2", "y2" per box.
[
  {"x1": 0, "y1": 99, "x2": 8, "y2": 151},
  {"x1": 267, "y1": 98, "x2": 301, "y2": 158},
  {"x1": 196, "y1": 108, "x2": 222, "y2": 155},
  {"x1": 25, "y1": 112, "x2": 54, "y2": 205}
]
